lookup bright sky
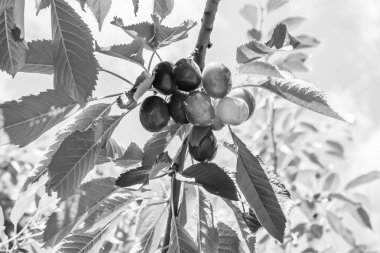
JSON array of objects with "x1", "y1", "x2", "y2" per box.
[{"x1": 0, "y1": 0, "x2": 379, "y2": 246}]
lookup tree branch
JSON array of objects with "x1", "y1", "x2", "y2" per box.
[{"x1": 193, "y1": 0, "x2": 221, "y2": 70}]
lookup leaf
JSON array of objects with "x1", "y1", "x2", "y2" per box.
[
  {"x1": 0, "y1": 1, "x2": 27, "y2": 76},
  {"x1": 295, "y1": 35, "x2": 320, "y2": 49},
  {"x1": 266, "y1": 23, "x2": 300, "y2": 50},
  {"x1": 224, "y1": 200, "x2": 257, "y2": 252},
  {"x1": 168, "y1": 216, "x2": 198, "y2": 253},
  {"x1": 278, "y1": 17, "x2": 306, "y2": 30},
  {"x1": 325, "y1": 140, "x2": 344, "y2": 158},
  {"x1": 19, "y1": 40, "x2": 53, "y2": 74},
  {"x1": 182, "y1": 163, "x2": 238, "y2": 201},
  {"x1": 309, "y1": 224, "x2": 323, "y2": 239},
  {"x1": 51, "y1": 0, "x2": 98, "y2": 104},
  {"x1": 58, "y1": 218, "x2": 118, "y2": 253},
  {"x1": 236, "y1": 40, "x2": 275, "y2": 64},
  {"x1": 280, "y1": 52, "x2": 308, "y2": 72},
  {"x1": 0, "y1": 0, "x2": 14, "y2": 13},
  {"x1": 43, "y1": 177, "x2": 118, "y2": 247},
  {"x1": 197, "y1": 188, "x2": 219, "y2": 253},
  {"x1": 240, "y1": 4, "x2": 258, "y2": 27},
  {"x1": 46, "y1": 115, "x2": 123, "y2": 200},
  {"x1": 114, "y1": 142, "x2": 143, "y2": 168},
  {"x1": 217, "y1": 222, "x2": 240, "y2": 253},
  {"x1": 322, "y1": 172, "x2": 340, "y2": 191},
  {"x1": 247, "y1": 28, "x2": 261, "y2": 41},
  {"x1": 239, "y1": 60, "x2": 287, "y2": 78},
  {"x1": 83, "y1": 0, "x2": 112, "y2": 31},
  {"x1": 267, "y1": 0, "x2": 289, "y2": 13},
  {"x1": 355, "y1": 206, "x2": 372, "y2": 230},
  {"x1": 231, "y1": 131, "x2": 286, "y2": 242},
  {"x1": 112, "y1": 15, "x2": 196, "y2": 50},
  {"x1": 326, "y1": 211, "x2": 356, "y2": 245},
  {"x1": 142, "y1": 123, "x2": 183, "y2": 168},
  {"x1": 96, "y1": 138, "x2": 125, "y2": 164},
  {"x1": 344, "y1": 171, "x2": 380, "y2": 190},
  {"x1": 95, "y1": 38, "x2": 145, "y2": 66},
  {"x1": 35, "y1": 0, "x2": 51, "y2": 14},
  {"x1": 20, "y1": 103, "x2": 112, "y2": 192},
  {"x1": 260, "y1": 78, "x2": 356, "y2": 124},
  {"x1": 115, "y1": 167, "x2": 150, "y2": 187},
  {"x1": 0, "y1": 89, "x2": 79, "y2": 147},
  {"x1": 328, "y1": 193, "x2": 359, "y2": 206},
  {"x1": 131, "y1": 0, "x2": 139, "y2": 16},
  {"x1": 154, "y1": 0, "x2": 174, "y2": 20}
]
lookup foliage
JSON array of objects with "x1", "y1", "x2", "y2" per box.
[{"x1": 0, "y1": 0, "x2": 377, "y2": 253}]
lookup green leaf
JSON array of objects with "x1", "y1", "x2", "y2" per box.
[
  {"x1": 345, "y1": 171, "x2": 380, "y2": 190},
  {"x1": 182, "y1": 163, "x2": 239, "y2": 201},
  {"x1": 0, "y1": 0, "x2": 14, "y2": 13},
  {"x1": 231, "y1": 131, "x2": 286, "y2": 243},
  {"x1": 0, "y1": 1, "x2": 27, "y2": 76},
  {"x1": 115, "y1": 167, "x2": 150, "y2": 187},
  {"x1": 58, "y1": 217, "x2": 119, "y2": 253},
  {"x1": 325, "y1": 140, "x2": 345, "y2": 158},
  {"x1": 154, "y1": 0, "x2": 174, "y2": 20},
  {"x1": 131, "y1": 0, "x2": 139, "y2": 16},
  {"x1": 43, "y1": 177, "x2": 118, "y2": 247},
  {"x1": 19, "y1": 40, "x2": 53, "y2": 74},
  {"x1": 95, "y1": 38, "x2": 145, "y2": 66},
  {"x1": 268, "y1": 17, "x2": 306, "y2": 37},
  {"x1": 309, "y1": 224, "x2": 323, "y2": 239},
  {"x1": 260, "y1": 78, "x2": 356, "y2": 124},
  {"x1": 267, "y1": 0, "x2": 289, "y2": 13},
  {"x1": 295, "y1": 35, "x2": 320, "y2": 49},
  {"x1": 0, "y1": 89, "x2": 79, "y2": 147},
  {"x1": 197, "y1": 188, "x2": 219, "y2": 253},
  {"x1": 266, "y1": 23, "x2": 300, "y2": 49},
  {"x1": 168, "y1": 216, "x2": 198, "y2": 253},
  {"x1": 82, "y1": 0, "x2": 112, "y2": 31},
  {"x1": 142, "y1": 123, "x2": 183, "y2": 168},
  {"x1": 46, "y1": 115, "x2": 123, "y2": 200},
  {"x1": 280, "y1": 52, "x2": 309, "y2": 73},
  {"x1": 355, "y1": 206, "x2": 372, "y2": 230},
  {"x1": 240, "y1": 4, "x2": 258, "y2": 27},
  {"x1": 96, "y1": 138, "x2": 125, "y2": 164},
  {"x1": 20, "y1": 103, "x2": 112, "y2": 192},
  {"x1": 51, "y1": 0, "x2": 98, "y2": 104},
  {"x1": 113, "y1": 142, "x2": 143, "y2": 167},
  {"x1": 322, "y1": 172, "x2": 340, "y2": 191},
  {"x1": 239, "y1": 60, "x2": 287, "y2": 78},
  {"x1": 326, "y1": 211, "x2": 356, "y2": 246},
  {"x1": 217, "y1": 222, "x2": 240, "y2": 253},
  {"x1": 112, "y1": 15, "x2": 196, "y2": 50},
  {"x1": 35, "y1": 0, "x2": 51, "y2": 14},
  {"x1": 247, "y1": 28, "x2": 261, "y2": 41},
  {"x1": 224, "y1": 200, "x2": 257, "y2": 252}
]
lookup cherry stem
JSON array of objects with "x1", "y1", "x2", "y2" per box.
[{"x1": 98, "y1": 67, "x2": 134, "y2": 86}]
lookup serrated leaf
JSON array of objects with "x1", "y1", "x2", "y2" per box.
[
  {"x1": 142, "y1": 123, "x2": 183, "y2": 168},
  {"x1": 217, "y1": 222, "x2": 240, "y2": 253},
  {"x1": 115, "y1": 167, "x2": 150, "y2": 187},
  {"x1": 114, "y1": 142, "x2": 143, "y2": 168},
  {"x1": 131, "y1": 0, "x2": 139, "y2": 16},
  {"x1": 345, "y1": 171, "x2": 380, "y2": 190},
  {"x1": 83, "y1": 0, "x2": 112, "y2": 31},
  {"x1": 149, "y1": 151, "x2": 172, "y2": 179},
  {"x1": 154, "y1": 0, "x2": 174, "y2": 20},
  {"x1": 58, "y1": 219, "x2": 118, "y2": 253},
  {"x1": 224, "y1": 200, "x2": 257, "y2": 252},
  {"x1": 197, "y1": 188, "x2": 219, "y2": 253},
  {"x1": 326, "y1": 211, "x2": 356, "y2": 245},
  {"x1": 43, "y1": 177, "x2": 118, "y2": 247},
  {"x1": 182, "y1": 163, "x2": 238, "y2": 201},
  {"x1": 46, "y1": 115, "x2": 123, "y2": 199},
  {"x1": 267, "y1": 0, "x2": 289, "y2": 12},
  {"x1": 113, "y1": 15, "x2": 196, "y2": 50},
  {"x1": 266, "y1": 23, "x2": 300, "y2": 49},
  {"x1": 295, "y1": 34, "x2": 320, "y2": 49},
  {"x1": 0, "y1": 1, "x2": 27, "y2": 76},
  {"x1": 0, "y1": 0, "x2": 14, "y2": 13},
  {"x1": 51, "y1": 0, "x2": 98, "y2": 104},
  {"x1": 96, "y1": 38, "x2": 145, "y2": 66},
  {"x1": 96, "y1": 138, "x2": 125, "y2": 164},
  {"x1": 239, "y1": 60, "x2": 286, "y2": 78},
  {"x1": 35, "y1": 0, "x2": 51, "y2": 14},
  {"x1": 0, "y1": 89, "x2": 79, "y2": 147},
  {"x1": 20, "y1": 103, "x2": 112, "y2": 192},
  {"x1": 231, "y1": 131, "x2": 286, "y2": 242},
  {"x1": 260, "y1": 78, "x2": 356, "y2": 123},
  {"x1": 240, "y1": 4, "x2": 258, "y2": 27},
  {"x1": 168, "y1": 216, "x2": 198, "y2": 253},
  {"x1": 19, "y1": 40, "x2": 53, "y2": 74},
  {"x1": 268, "y1": 17, "x2": 306, "y2": 37},
  {"x1": 280, "y1": 52, "x2": 308, "y2": 72}
]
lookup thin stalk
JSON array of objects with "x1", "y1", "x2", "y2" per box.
[
  {"x1": 98, "y1": 67, "x2": 134, "y2": 86},
  {"x1": 270, "y1": 97, "x2": 279, "y2": 174}
]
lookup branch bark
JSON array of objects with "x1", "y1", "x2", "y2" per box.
[{"x1": 193, "y1": 0, "x2": 221, "y2": 70}]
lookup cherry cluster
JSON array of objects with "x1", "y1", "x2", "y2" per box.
[{"x1": 139, "y1": 58, "x2": 256, "y2": 162}]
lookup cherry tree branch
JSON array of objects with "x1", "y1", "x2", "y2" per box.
[{"x1": 193, "y1": 0, "x2": 221, "y2": 70}]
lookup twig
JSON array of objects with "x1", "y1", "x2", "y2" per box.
[
  {"x1": 193, "y1": 0, "x2": 221, "y2": 70},
  {"x1": 270, "y1": 97, "x2": 279, "y2": 174},
  {"x1": 98, "y1": 67, "x2": 134, "y2": 86},
  {"x1": 147, "y1": 50, "x2": 157, "y2": 72}
]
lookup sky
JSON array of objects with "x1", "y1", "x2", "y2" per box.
[{"x1": 0, "y1": 0, "x2": 379, "y2": 248}]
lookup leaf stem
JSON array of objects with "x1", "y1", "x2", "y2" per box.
[
  {"x1": 270, "y1": 97, "x2": 279, "y2": 174},
  {"x1": 193, "y1": 0, "x2": 221, "y2": 70},
  {"x1": 98, "y1": 67, "x2": 134, "y2": 86},
  {"x1": 232, "y1": 84, "x2": 261, "y2": 90},
  {"x1": 147, "y1": 50, "x2": 157, "y2": 72}
]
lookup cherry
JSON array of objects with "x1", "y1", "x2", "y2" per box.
[
  {"x1": 229, "y1": 88, "x2": 256, "y2": 119},
  {"x1": 188, "y1": 126, "x2": 218, "y2": 162},
  {"x1": 139, "y1": 96, "x2": 170, "y2": 132},
  {"x1": 184, "y1": 91, "x2": 215, "y2": 126},
  {"x1": 173, "y1": 58, "x2": 202, "y2": 92},
  {"x1": 202, "y1": 62, "x2": 232, "y2": 98},
  {"x1": 216, "y1": 96, "x2": 249, "y2": 126},
  {"x1": 168, "y1": 91, "x2": 189, "y2": 124},
  {"x1": 152, "y1": 61, "x2": 177, "y2": 95}
]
